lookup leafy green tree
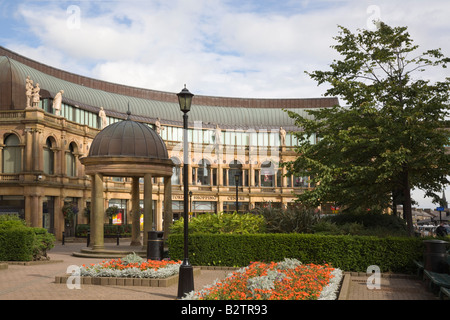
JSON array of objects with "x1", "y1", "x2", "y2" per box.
[{"x1": 284, "y1": 22, "x2": 450, "y2": 236}]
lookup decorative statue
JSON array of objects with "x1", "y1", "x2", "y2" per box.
[
  {"x1": 214, "y1": 124, "x2": 221, "y2": 145},
  {"x1": 32, "y1": 83, "x2": 41, "y2": 108},
  {"x1": 155, "y1": 117, "x2": 161, "y2": 134},
  {"x1": 279, "y1": 127, "x2": 286, "y2": 146},
  {"x1": 25, "y1": 76, "x2": 34, "y2": 108},
  {"x1": 99, "y1": 107, "x2": 107, "y2": 129},
  {"x1": 53, "y1": 90, "x2": 64, "y2": 116}
]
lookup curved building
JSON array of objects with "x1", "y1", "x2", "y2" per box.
[{"x1": 0, "y1": 46, "x2": 338, "y2": 240}]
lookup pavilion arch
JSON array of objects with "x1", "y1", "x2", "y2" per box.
[{"x1": 79, "y1": 112, "x2": 174, "y2": 253}]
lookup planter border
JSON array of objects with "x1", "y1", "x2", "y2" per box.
[{"x1": 55, "y1": 268, "x2": 200, "y2": 287}]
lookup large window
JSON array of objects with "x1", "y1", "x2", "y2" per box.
[
  {"x1": 260, "y1": 161, "x2": 276, "y2": 187},
  {"x1": 228, "y1": 160, "x2": 246, "y2": 186},
  {"x1": 2, "y1": 134, "x2": 21, "y2": 174},
  {"x1": 195, "y1": 159, "x2": 212, "y2": 185},
  {"x1": 43, "y1": 138, "x2": 55, "y2": 175},
  {"x1": 171, "y1": 157, "x2": 181, "y2": 185},
  {"x1": 108, "y1": 199, "x2": 127, "y2": 225},
  {"x1": 66, "y1": 143, "x2": 77, "y2": 177}
]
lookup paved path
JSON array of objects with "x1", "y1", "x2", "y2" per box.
[
  {"x1": 339, "y1": 273, "x2": 437, "y2": 300},
  {"x1": 0, "y1": 242, "x2": 440, "y2": 301},
  {"x1": 0, "y1": 242, "x2": 230, "y2": 300}
]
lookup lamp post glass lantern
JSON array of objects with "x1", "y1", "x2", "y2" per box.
[
  {"x1": 177, "y1": 85, "x2": 194, "y2": 113},
  {"x1": 177, "y1": 85, "x2": 194, "y2": 299}
]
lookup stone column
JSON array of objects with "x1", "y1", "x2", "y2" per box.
[
  {"x1": 30, "y1": 195, "x2": 39, "y2": 227},
  {"x1": 24, "y1": 195, "x2": 32, "y2": 226},
  {"x1": 32, "y1": 129, "x2": 40, "y2": 172},
  {"x1": 156, "y1": 197, "x2": 163, "y2": 230},
  {"x1": 24, "y1": 129, "x2": 32, "y2": 172},
  {"x1": 163, "y1": 176, "x2": 172, "y2": 241},
  {"x1": 143, "y1": 173, "x2": 153, "y2": 246},
  {"x1": 91, "y1": 173, "x2": 104, "y2": 250},
  {"x1": 250, "y1": 162, "x2": 255, "y2": 187},
  {"x1": 130, "y1": 177, "x2": 141, "y2": 246}
]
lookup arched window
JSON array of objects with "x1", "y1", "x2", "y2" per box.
[
  {"x1": 43, "y1": 138, "x2": 55, "y2": 175},
  {"x1": 171, "y1": 157, "x2": 181, "y2": 185},
  {"x1": 66, "y1": 142, "x2": 77, "y2": 177},
  {"x1": 229, "y1": 160, "x2": 243, "y2": 186},
  {"x1": 3, "y1": 134, "x2": 22, "y2": 174},
  {"x1": 260, "y1": 161, "x2": 275, "y2": 187},
  {"x1": 196, "y1": 159, "x2": 211, "y2": 185}
]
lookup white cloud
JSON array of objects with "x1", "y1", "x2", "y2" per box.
[
  {"x1": 3, "y1": 0, "x2": 449, "y2": 208},
  {"x1": 9, "y1": 0, "x2": 449, "y2": 99}
]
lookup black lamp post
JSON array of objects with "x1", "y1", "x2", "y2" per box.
[
  {"x1": 177, "y1": 85, "x2": 194, "y2": 299},
  {"x1": 235, "y1": 173, "x2": 240, "y2": 212},
  {"x1": 189, "y1": 190, "x2": 193, "y2": 215}
]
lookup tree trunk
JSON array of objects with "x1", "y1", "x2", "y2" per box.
[{"x1": 402, "y1": 170, "x2": 415, "y2": 237}]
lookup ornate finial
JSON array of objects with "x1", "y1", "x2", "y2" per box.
[{"x1": 127, "y1": 102, "x2": 131, "y2": 120}]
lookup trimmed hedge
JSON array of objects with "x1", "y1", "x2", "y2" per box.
[
  {"x1": 0, "y1": 217, "x2": 55, "y2": 261},
  {"x1": 167, "y1": 233, "x2": 424, "y2": 273},
  {"x1": 0, "y1": 226, "x2": 36, "y2": 261}
]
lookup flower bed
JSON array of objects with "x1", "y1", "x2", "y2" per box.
[
  {"x1": 183, "y1": 258, "x2": 342, "y2": 300},
  {"x1": 79, "y1": 253, "x2": 181, "y2": 279}
]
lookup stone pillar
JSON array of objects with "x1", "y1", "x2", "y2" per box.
[
  {"x1": 24, "y1": 129, "x2": 32, "y2": 172},
  {"x1": 130, "y1": 177, "x2": 141, "y2": 246},
  {"x1": 32, "y1": 129, "x2": 40, "y2": 172},
  {"x1": 30, "y1": 195, "x2": 39, "y2": 227},
  {"x1": 156, "y1": 197, "x2": 163, "y2": 230},
  {"x1": 143, "y1": 173, "x2": 153, "y2": 245},
  {"x1": 24, "y1": 195, "x2": 32, "y2": 226},
  {"x1": 91, "y1": 173, "x2": 104, "y2": 250},
  {"x1": 250, "y1": 162, "x2": 255, "y2": 187},
  {"x1": 163, "y1": 176, "x2": 173, "y2": 241}
]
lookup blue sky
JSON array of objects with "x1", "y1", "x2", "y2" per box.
[{"x1": 1, "y1": 0, "x2": 449, "y2": 208}]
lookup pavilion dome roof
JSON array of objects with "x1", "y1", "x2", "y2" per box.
[{"x1": 88, "y1": 112, "x2": 168, "y2": 159}]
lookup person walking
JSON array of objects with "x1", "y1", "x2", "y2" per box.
[{"x1": 435, "y1": 222, "x2": 448, "y2": 237}]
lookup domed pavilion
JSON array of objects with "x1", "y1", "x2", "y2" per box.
[{"x1": 80, "y1": 111, "x2": 174, "y2": 252}]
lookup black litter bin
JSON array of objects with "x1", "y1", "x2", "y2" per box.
[
  {"x1": 147, "y1": 231, "x2": 164, "y2": 261},
  {"x1": 423, "y1": 240, "x2": 449, "y2": 273}
]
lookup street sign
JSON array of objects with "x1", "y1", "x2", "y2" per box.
[{"x1": 436, "y1": 207, "x2": 445, "y2": 211}]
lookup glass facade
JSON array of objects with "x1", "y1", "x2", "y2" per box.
[{"x1": 1, "y1": 95, "x2": 317, "y2": 231}]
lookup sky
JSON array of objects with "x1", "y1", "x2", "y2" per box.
[{"x1": 0, "y1": 0, "x2": 449, "y2": 209}]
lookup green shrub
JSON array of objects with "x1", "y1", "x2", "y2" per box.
[
  {"x1": 0, "y1": 226, "x2": 36, "y2": 261},
  {"x1": 0, "y1": 213, "x2": 22, "y2": 222},
  {"x1": 251, "y1": 206, "x2": 320, "y2": 233},
  {"x1": 328, "y1": 212, "x2": 407, "y2": 230},
  {"x1": 0, "y1": 218, "x2": 55, "y2": 261},
  {"x1": 31, "y1": 228, "x2": 55, "y2": 260},
  {"x1": 0, "y1": 219, "x2": 26, "y2": 230},
  {"x1": 168, "y1": 233, "x2": 423, "y2": 273},
  {"x1": 170, "y1": 212, "x2": 266, "y2": 235},
  {"x1": 316, "y1": 212, "x2": 408, "y2": 237}
]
